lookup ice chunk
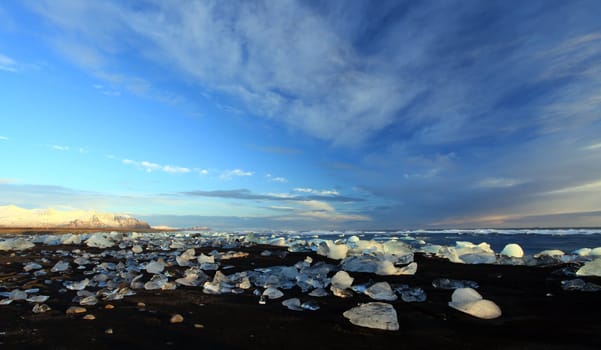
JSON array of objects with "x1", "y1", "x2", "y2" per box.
[
  {"x1": 131, "y1": 245, "x2": 143, "y2": 254},
  {"x1": 175, "y1": 267, "x2": 209, "y2": 287},
  {"x1": 9, "y1": 289, "x2": 28, "y2": 300},
  {"x1": 456, "y1": 241, "x2": 496, "y2": 264},
  {"x1": 376, "y1": 261, "x2": 417, "y2": 276},
  {"x1": 331, "y1": 271, "x2": 354, "y2": 289},
  {"x1": 448, "y1": 288, "x2": 501, "y2": 319},
  {"x1": 262, "y1": 287, "x2": 284, "y2": 299},
  {"x1": 432, "y1": 278, "x2": 479, "y2": 290},
  {"x1": 309, "y1": 288, "x2": 328, "y2": 297},
  {"x1": 26, "y1": 295, "x2": 50, "y2": 303},
  {"x1": 572, "y1": 248, "x2": 592, "y2": 257},
  {"x1": 176, "y1": 248, "x2": 196, "y2": 266},
  {"x1": 365, "y1": 282, "x2": 397, "y2": 301},
  {"x1": 561, "y1": 279, "x2": 601, "y2": 292},
  {"x1": 66, "y1": 306, "x2": 87, "y2": 314},
  {"x1": 145, "y1": 259, "x2": 166, "y2": 274},
  {"x1": 0, "y1": 298, "x2": 14, "y2": 305},
  {"x1": 393, "y1": 285, "x2": 427, "y2": 303},
  {"x1": 282, "y1": 298, "x2": 303, "y2": 311},
  {"x1": 64, "y1": 278, "x2": 90, "y2": 291},
  {"x1": 32, "y1": 303, "x2": 51, "y2": 313},
  {"x1": 342, "y1": 302, "x2": 399, "y2": 331},
  {"x1": 301, "y1": 300, "x2": 320, "y2": 311},
  {"x1": 24, "y1": 262, "x2": 43, "y2": 272},
  {"x1": 0, "y1": 238, "x2": 35, "y2": 251},
  {"x1": 591, "y1": 247, "x2": 601, "y2": 256},
  {"x1": 85, "y1": 233, "x2": 115, "y2": 248},
  {"x1": 79, "y1": 296, "x2": 98, "y2": 306},
  {"x1": 144, "y1": 274, "x2": 168, "y2": 290},
  {"x1": 534, "y1": 249, "x2": 565, "y2": 258},
  {"x1": 576, "y1": 258, "x2": 601, "y2": 277},
  {"x1": 317, "y1": 240, "x2": 348, "y2": 260},
  {"x1": 500, "y1": 243, "x2": 524, "y2": 258},
  {"x1": 51, "y1": 260, "x2": 70, "y2": 272}
]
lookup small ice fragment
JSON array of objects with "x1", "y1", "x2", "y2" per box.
[
  {"x1": 534, "y1": 249, "x2": 565, "y2": 258},
  {"x1": 258, "y1": 295, "x2": 267, "y2": 304},
  {"x1": 66, "y1": 306, "x2": 87, "y2": 314},
  {"x1": 32, "y1": 303, "x2": 51, "y2": 313},
  {"x1": 197, "y1": 253, "x2": 215, "y2": 264},
  {"x1": 342, "y1": 302, "x2": 399, "y2": 331},
  {"x1": 80, "y1": 296, "x2": 98, "y2": 306},
  {"x1": 262, "y1": 287, "x2": 284, "y2": 299},
  {"x1": 64, "y1": 278, "x2": 90, "y2": 291},
  {"x1": 260, "y1": 250, "x2": 272, "y2": 257},
  {"x1": 0, "y1": 299, "x2": 14, "y2": 305},
  {"x1": 317, "y1": 241, "x2": 349, "y2": 260},
  {"x1": 576, "y1": 258, "x2": 601, "y2": 277},
  {"x1": 176, "y1": 248, "x2": 196, "y2": 266},
  {"x1": 432, "y1": 278, "x2": 479, "y2": 290},
  {"x1": 23, "y1": 262, "x2": 42, "y2": 272},
  {"x1": 132, "y1": 245, "x2": 143, "y2": 254},
  {"x1": 144, "y1": 274, "x2": 168, "y2": 290},
  {"x1": 500, "y1": 243, "x2": 524, "y2": 258},
  {"x1": 448, "y1": 288, "x2": 502, "y2": 319},
  {"x1": 393, "y1": 285, "x2": 427, "y2": 303},
  {"x1": 170, "y1": 314, "x2": 184, "y2": 323},
  {"x1": 9, "y1": 289, "x2": 28, "y2": 301},
  {"x1": 82, "y1": 314, "x2": 96, "y2": 320},
  {"x1": 282, "y1": 298, "x2": 303, "y2": 311},
  {"x1": 26, "y1": 295, "x2": 49, "y2": 303},
  {"x1": 51, "y1": 260, "x2": 70, "y2": 272},
  {"x1": 561, "y1": 279, "x2": 601, "y2": 292},
  {"x1": 301, "y1": 300, "x2": 320, "y2": 311},
  {"x1": 365, "y1": 282, "x2": 397, "y2": 301},
  {"x1": 308, "y1": 288, "x2": 328, "y2": 297},
  {"x1": 145, "y1": 259, "x2": 166, "y2": 274}
]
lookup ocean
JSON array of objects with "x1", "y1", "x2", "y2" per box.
[{"x1": 249, "y1": 228, "x2": 601, "y2": 255}]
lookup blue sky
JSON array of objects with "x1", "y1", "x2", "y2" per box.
[{"x1": 1, "y1": 0, "x2": 601, "y2": 229}]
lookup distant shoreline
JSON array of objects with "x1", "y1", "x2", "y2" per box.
[{"x1": 0, "y1": 227, "x2": 180, "y2": 235}]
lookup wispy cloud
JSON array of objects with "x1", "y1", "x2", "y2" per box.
[
  {"x1": 51, "y1": 145, "x2": 70, "y2": 151},
  {"x1": 476, "y1": 177, "x2": 525, "y2": 189},
  {"x1": 122, "y1": 159, "x2": 190, "y2": 174},
  {"x1": 182, "y1": 188, "x2": 363, "y2": 203},
  {"x1": 0, "y1": 136, "x2": 8, "y2": 141},
  {"x1": 293, "y1": 188, "x2": 339, "y2": 196},
  {"x1": 220, "y1": 169, "x2": 254, "y2": 180},
  {"x1": 266, "y1": 174, "x2": 288, "y2": 183},
  {"x1": 0, "y1": 53, "x2": 18, "y2": 72},
  {"x1": 0, "y1": 178, "x2": 17, "y2": 184},
  {"x1": 583, "y1": 143, "x2": 601, "y2": 151}
]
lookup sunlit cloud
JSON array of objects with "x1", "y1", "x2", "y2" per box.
[
  {"x1": 122, "y1": 159, "x2": 191, "y2": 174},
  {"x1": 583, "y1": 143, "x2": 601, "y2": 151},
  {"x1": 293, "y1": 188, "x2": 340, "y2": 196},
  {"x1": 0, "y1": 178, "x2": 17, "y2": 184}
]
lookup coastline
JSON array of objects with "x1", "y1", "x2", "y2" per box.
[{"x1": 1, "y1": 241, "x2": 601, "y2": 349}]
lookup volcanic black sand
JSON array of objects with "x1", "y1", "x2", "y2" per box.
[{"x1": 1, "y1": 243, "x2": 601, "y2": 350}]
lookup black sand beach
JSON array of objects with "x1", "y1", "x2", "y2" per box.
[{"x1": 1, "y1": 243, "x2": 601, "y2": 350}]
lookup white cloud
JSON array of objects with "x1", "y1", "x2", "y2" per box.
[
  {"x1": 583, "y1": 143, "x2": 601, "y2": 151},
  {"x1": 266, "y1": 174, "x2": 288, "y2": 183},
  {"x1": 51, "y1": 145, "x2": 70, "y2": 151},
  {"x1": 476, "y1": 177, "x2": 525, "y2": 189},
  {"x1": 0, "y1": 136, "x2": 8, "y2": 141},
  {"x1": 296, "y1": 200, "x2": 370, "y2": 221},
  {"x1": 220, "y1": 169, "x2": 254, "y2": 180},
  {"x1": 196, "y1": 168, "x2": 209, "y2": 175},
  {"x1": 0, "y1": 53, "x2": 18, "y2": 72},
  {"x1": 122, "y1": 158, "x2": 190, "y2": 174},
  {"x1": 293, "y1": 188, "x2": 340, "y2": 196}
]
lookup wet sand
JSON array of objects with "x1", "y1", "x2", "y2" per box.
[{"x1": 1, "y1": 244, "x2": 601, "y2": 349}]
